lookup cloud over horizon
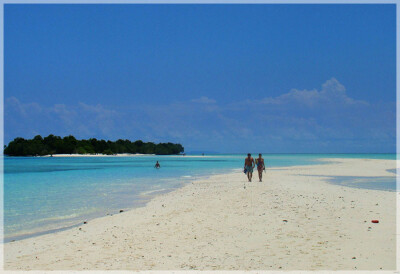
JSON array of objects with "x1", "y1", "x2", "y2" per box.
[
  {"x1": 257, "y1": 78, "x2": 369, "y2": 108},
  {"x1": 5, "y1": 78, "x2": 395, "y2": 153}
]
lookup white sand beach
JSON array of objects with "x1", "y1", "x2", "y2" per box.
[
  {"x1": 41, "y1": 153, "x2": 219, "y2": 158},
  {"x1": 4, "y1": 158, "x2": 397, "y2": 270},
  {"x1": 41, "y1": 153, "x2": 155, "y2": 157}
]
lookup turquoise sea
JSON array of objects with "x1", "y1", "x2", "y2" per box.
[{"x1": 3, "y1": 153, "x2": 396, "y2": 241}]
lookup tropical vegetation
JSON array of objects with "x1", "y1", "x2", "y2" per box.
[{"x1": 4, "y1": 135, "x2": 184, "y2": 156}]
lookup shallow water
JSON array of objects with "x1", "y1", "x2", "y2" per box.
[{"x1": 327, "y1": 175, "x2": 396, "y2": 192}]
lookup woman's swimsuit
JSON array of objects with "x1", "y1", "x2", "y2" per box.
[{"x1": 256, "y1": 159, "x2": 264, "y2": 171}]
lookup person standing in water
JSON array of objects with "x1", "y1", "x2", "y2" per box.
[
  {"x1": 154, "y1": 161, "x2": 160, "y2": 169},
  {"x1": 244, "y1": 153, "x2": 255, "y2": 182},
  {"x1": 255, "y1": 153, "x2": 265, "y2": 182}
]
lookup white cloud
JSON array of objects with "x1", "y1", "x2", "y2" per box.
[
  {"x1": 51, "y1": 104, "x2": 77, "y2": 127},
  {"x1": 6, "y1": 96, "x2": 42, "y2": 116},
  {"x1": 191, "y1": 96, "x2": 216, "y2": 104},
  {"x1": 259, "y1": 78, "x2": 369, "y2": 107},
  {"x1": 4, "y1": 78, "x2": 395, "y2": 152},
  {"x1": 5, "y1": 98, "x2": 121, "y2": 140}
]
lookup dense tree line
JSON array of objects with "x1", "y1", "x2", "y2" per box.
[{"x1": 4, "y1": 135, "x2": 184, "y2": 156}]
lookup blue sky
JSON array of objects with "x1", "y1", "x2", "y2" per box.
[{"x1": 4, "y1": 4, "x2": 396, "y2": 153}]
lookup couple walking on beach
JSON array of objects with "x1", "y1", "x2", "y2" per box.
[{"x1": 244, "y1": 153, "x2": 265, "y2": 182}]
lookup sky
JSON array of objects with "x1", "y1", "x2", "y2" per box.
[{"x1": 4, "y1": 4, "x2": 396, "y2": 153}]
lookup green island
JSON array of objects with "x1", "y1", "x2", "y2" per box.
[{"x1": 4, "y1": 135, "x2": 184, "y2": 156}]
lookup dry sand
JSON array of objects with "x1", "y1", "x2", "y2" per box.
[{"x1": 3, "y1": 158, "x2": 397, "y2": 270}]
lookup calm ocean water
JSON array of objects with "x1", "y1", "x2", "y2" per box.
[{"x1": 3, "y1": 153, "x2": 396, "y2": 241}]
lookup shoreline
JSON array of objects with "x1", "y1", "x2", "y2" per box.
[
  {"x1": 10, "y1": 153, "x2": 222, "y2": 158},
  {"x1": 4, "y1": 172, "x2": 219, "y2": 243},
  {"x1": 4, "y1": 158, "x2": 397, "y2": 270},
  {"x1": 3, "y1": 177, "x2": 193, "y2": 243},
  {"x1": 41, "y1": 153, "x2": 155, "y2": 157},
  {"x1": 5, "y1": 173, "x2": 395, "y2": 244},
  {"x1": 5, "y1": 153, "x2": 396, "y2": 159},
  {"x1": 4, "y1": 157, "x2": 395, "y2": 243}
]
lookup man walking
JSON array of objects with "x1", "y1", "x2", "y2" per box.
[{"x1": 244, "y1": 153, "x2": 255, "y2": 182}]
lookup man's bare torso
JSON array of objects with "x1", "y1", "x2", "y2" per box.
[{"x1": 245, "y1": 157, "x2": 254, "y2": 166}]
